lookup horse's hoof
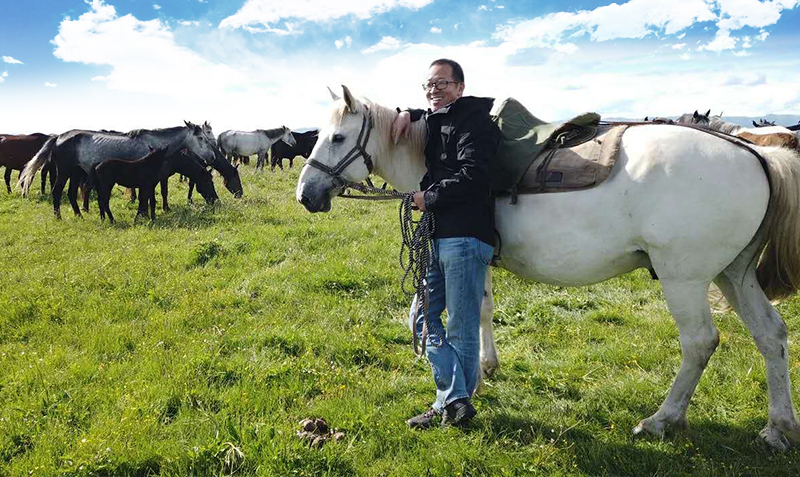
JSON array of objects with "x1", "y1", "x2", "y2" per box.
[
  {"x1": 759, "y1": 425, "x2": 792, "y2": 451},
  {"x1": 632, "y1": 413, "x2": 687, "y2": 439},
  {"x1": 480, "y1": 358, "x2": 499, "y2": 379}
]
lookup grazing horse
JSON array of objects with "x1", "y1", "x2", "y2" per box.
[
  {"x1": 129, "y1": 148, "x2": 219, "y2": 211},
  {"x1": 270, "y1": 129, "x2": 319, "y2": 170},
  {"x1": 218, "y1": 127, "x2": 296, "y2": 171},
  {"x1": 0, "y1": 133, "x2": 54, "y2": 194},
  {"x1": 296, "y1": 86, "x2": 800, "y2": 450},
  {"x1": 18, "y1": 121, "x2": 217, "y2": 219},
  {"x1": 677, "y1": 113, "x2": 799, "y2": 152},
  {"x1": 94, "y1": 147, "x2": 171, "y2": 223},
  {"x1": 198, "y1": 121, "x2": 243, "y2": 198}
]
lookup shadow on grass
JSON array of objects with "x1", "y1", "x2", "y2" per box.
[{"x1": 486, "y1": 412, "x2": 800, "y2": 476}]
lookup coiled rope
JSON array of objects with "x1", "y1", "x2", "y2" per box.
[{"x1": 341, "y1": 182, "x2": 442, "y2": 356}]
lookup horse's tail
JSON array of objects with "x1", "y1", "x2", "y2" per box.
[
  {"x1": 756, "y1": 145, "x2": 800, "y2": 300},
  {"x1": 18, "y1": 136, "x2": 56, "y2": 197}
]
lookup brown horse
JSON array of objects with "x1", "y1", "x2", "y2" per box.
[{"x1": 0, "y1": 133, "x2": 54, "y2": 193}]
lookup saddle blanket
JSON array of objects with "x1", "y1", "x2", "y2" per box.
[{"x1": 491, "y1": 97, "x2": 625, "y2": 196}]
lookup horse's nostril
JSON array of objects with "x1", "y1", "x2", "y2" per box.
[{"x1": 300, "y1": 195, "x2": 312, "y2": 207}]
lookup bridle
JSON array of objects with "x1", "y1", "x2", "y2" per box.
[{"x1": 305, "y1": 106, "x2": 375, "y2": 188}]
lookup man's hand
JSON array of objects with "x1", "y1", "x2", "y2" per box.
[
  {"x1": 392, "y1": 111, "x2": 411, "y2": 145},
  {"x1": 412, "y1": 191, "x2": 426, "y2": 211}
]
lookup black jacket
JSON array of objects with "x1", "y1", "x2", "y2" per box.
[{"x1": 407, "y1": 96, "x2": 500, "y2": 246}]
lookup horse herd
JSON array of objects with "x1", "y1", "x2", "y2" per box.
[{"x1": 0, "y1": 122, "x2": 318, "y2": 223}]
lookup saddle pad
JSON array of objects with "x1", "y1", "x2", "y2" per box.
[
  {"x1": 516, "y1": 124, "x2": 628, "y2": 194},
  {"x1": 490, "y1": 97, "x2": 600, "y2": 192}
]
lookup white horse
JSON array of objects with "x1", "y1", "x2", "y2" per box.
[
  {"x1": 296, "y1": 86, "x2": 800, "y2": 450},
  {"x1": 218, "y1": 127, "x2": 296, "y2": 170}
]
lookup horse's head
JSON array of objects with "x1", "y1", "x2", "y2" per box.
[
  {"x1": 281, "y1": 127, "x2": 297, "y2": 147},
  {"x1": 296, "y1": 85, "x2": 376, "y2": 213},
  {"x1": 182, "y1": 120, "x2": 218, "y2": 166},
  {"x1": 222, "y1": 162, "x2": 243, "y2": 198},
  {"x1": 195, "y1": 168, "x2": 219, "y2": 205},
  {"x1": 676, "y1": 109, "x2": 711, "y2": 126}
]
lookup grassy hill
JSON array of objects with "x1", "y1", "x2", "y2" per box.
[{"x1": 1, "y1": 164, "x2": 800, "y2": 476}]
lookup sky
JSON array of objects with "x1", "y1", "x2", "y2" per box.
[{"x1": 1, "y1": 0, "x2": 799, "y2": 134}]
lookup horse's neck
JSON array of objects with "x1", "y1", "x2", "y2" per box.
[
  {"x1": 369, "y1": 104, "x2": 427, "y2": 193},
  {"x1": 140, "y1": 128, "x2": 187, "y2": 152}
]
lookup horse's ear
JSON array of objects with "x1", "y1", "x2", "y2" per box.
[
  {"x1": 644, "y1": 116, "x2": 649, "y2": 121},
  {"x1": 327, "y1": 86, "x2": 340, "y2": 102},
  {"x1": 342, "y1": 85, "x2": 357, "y2": 113},
  {"x1": 693, "y1": 110, "x2": 700, "y2": 120},
  {"x1": 705, "y1": 109, "x2": 711, "y2": 117},
  {"x1": 753, "y1": 120, "x2": 759, "y2": 127}
]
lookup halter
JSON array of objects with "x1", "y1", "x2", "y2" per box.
[{"x1": 305, "y1": 106, "x2": 375, "y2": 187}]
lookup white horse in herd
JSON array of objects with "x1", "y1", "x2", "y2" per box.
[
  {"x1": 296, "y1": 86, "x2": 800, "y2": 450},
  {"x1": 218, "y1": 126, "x2": 296, "y2": 170}
]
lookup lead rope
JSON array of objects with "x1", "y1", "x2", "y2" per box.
[{"x1": 342, "y1": 182, "x2": 442, "y2": 357}]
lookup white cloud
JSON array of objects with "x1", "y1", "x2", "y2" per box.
[
  {"x1": 44, "y1": 82, "x2": 57, "y2": 87},
  {"x1": 153, "y1": 4, "x2": 161, "y2": 10},
  {"x1": 51, "y1": 0, "x2": 239, "y2": 97},
  {"x1": 430, "y1": 27, "x2": 441, "y2": 33},
  {"x1": 497, "y1": 5, "x2": 505, "y2": 8},
  {"x1": 91, "y1": 76, "x2": 107, "y2": 81},
  {"x1": 699, "y1": 29, "x2": 737, "y2": 53},
  {"x1": 733, "y1": 50, "x2": 750, "y2": 56},
  {"x1": 757, "y1": 29, "x2": 769, "y2": 41},
  {"x1": 681, "y1": 52, "x2": 692, "y2": 60},
  {"x1": 677, "y1": 33, "x2": 686, "y2": 39},
  {"x1": 2, "y1": 56, "x2": 23, "y2": 64},
  {"x1": 2, "y1": 71, "x2": 7, "y2": 77},
  {"x1": 494, "y1": 0, "x2": 717, "y2": 54},
  {"x1": 362, "y1": 36, "x2": 403, "y2": 53},
  {"x1": 335, "y1": 35, "x2": 353, "y2": 49},
  {"x1": 454, "y1": 23, "x2": 460, "y2": 29},
  {"x1": 672, "y1": 43, "x2": 686, "y2": 49},
  {"x1": 478, "y1": 5, "x2": 488, "y2": 11},
  {"x1": 220, "y1": 0, "x2": 433, "y2": 31},
  {"x1": 0, "y1": 76, "x2": 4, "y2": 84},
  {"x1": 742, "y1": 36, "x2": 752, "y2": 48},
  {"x1": 179, "y1": 20, "x2": 200, "y2": 26}
]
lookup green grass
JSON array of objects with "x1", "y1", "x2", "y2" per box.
[{"x1": 2, "y1": 164, "x2": 800, "y2": 476}]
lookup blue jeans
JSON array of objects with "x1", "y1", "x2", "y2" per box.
[{"x1": 409, "y1": 237, "x2": 494, "y2": 412}]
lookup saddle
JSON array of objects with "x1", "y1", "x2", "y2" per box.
[{"x1": 491, "y1": 98, "x2": 624, "y2": 203}]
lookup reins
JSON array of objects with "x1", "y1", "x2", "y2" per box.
[{"x1": 340, "y1": 182, "x2": 442, "y2": 357}]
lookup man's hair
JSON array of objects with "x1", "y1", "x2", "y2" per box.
[{"x1": 430, "y1": 58, "x2": 464, "y2": 83}]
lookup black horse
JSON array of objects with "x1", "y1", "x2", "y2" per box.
[
  {"x1": 270, "y1": 129, "x2": 319, "y2": 171},
  {"x1": 94, "y1": 147, "x2": 170, "y2": 223},
  {"x1": 129, "y1": 148, "x2": 219, "y2": 211}
]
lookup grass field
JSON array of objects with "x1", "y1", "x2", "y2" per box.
[{"x1": 1, "y1": 164, "x2": 800, "y2": 476}]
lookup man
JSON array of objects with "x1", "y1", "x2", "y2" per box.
[{"x1": 393, "y1": 59, "x2": 500, "y2": 428}]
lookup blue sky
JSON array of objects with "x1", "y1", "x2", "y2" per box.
[{"x1": 1, "y1": 0, "x2": 799, "y2": 134}]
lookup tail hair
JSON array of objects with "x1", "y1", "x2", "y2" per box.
[
  {"x1": 18, "y1": 136, "x2": 56, "y2": 197},
  {"x1": 755, "y1": 145, "x2": 800, "y2": 299}
]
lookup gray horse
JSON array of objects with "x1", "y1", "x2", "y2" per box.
[
  {"x1": 218, "y1": 126, "x2": 296, "y2": 171},
  {"x1": 19, "y1": 121, "x2": 218, "y2": 219}
]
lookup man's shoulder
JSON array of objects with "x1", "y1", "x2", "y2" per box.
[{"x1": 454, "y1": 96, "x2": 495, "y2": 116}]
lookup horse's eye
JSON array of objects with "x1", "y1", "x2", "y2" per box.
[{"x1": 332, "y1": 134, "x2": 345, "y2": 143}]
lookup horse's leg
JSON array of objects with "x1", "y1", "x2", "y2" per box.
[
  {"x1": 40, "y1": 164, "x2": 47, "y2": 194},
  {"x1": 161, "y1": 179, "x2": 169, "y2": 211},
  {"x1": 4, "y1": 167, "x2": 11, "y2": 193},
  {"x1": 51, "y1": 170, "x2": 68, "y2": 220},
  {"x1": 479, "y1": 270, "x2": 498, "y2": 379},
  {"x1": 149, "y1": 186, "x2": 156, "y2": 221},
  {"x1": 82, "y1": 181, "x2": 91, "y2": 212},
  {"x1": 187, "y1": 180, "x2": 194, "y2": 204},
  {"x1": 714, "y1": 246, "x2": 800, "y2": 450},
  {"x1": 128, "y1": 187, "x2": 136, "y2": 203},
  {"x1": 67, "y1": 175, "x2": 83, "y2": 217},
  {"x1": 633, "y1": 279, "x2": 718, "y2": 438}
]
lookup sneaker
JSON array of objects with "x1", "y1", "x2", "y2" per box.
[
  {"x1": 406, "y1": 408, "x2": 440, "y2": 429},
  {"x1": 442, "y1": 398, "x2": 476, "y2": 427}
]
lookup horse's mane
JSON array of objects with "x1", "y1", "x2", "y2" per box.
[
  {"x1": 256, "y1": 127, "x2": 288, "y2": 138},
  {"x1": 708, "y1": 116, "x2": 742, "y2": 135},
  {"x1": 331, "y1": 98, "x2": 426, "y2": 158}
]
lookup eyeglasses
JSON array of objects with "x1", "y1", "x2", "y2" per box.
[{"x1": 421, "y1": 79, "x2": 460, "y2": 91}]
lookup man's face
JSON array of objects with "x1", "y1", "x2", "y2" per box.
[{"x1": 425, "y1": 63, "x2": 464, "y2": 112}]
